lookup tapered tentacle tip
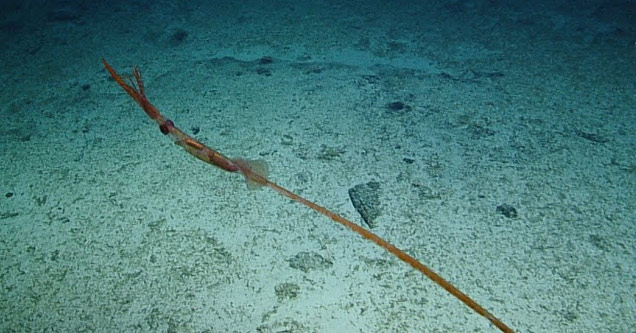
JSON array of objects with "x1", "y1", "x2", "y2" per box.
[{"x1": 102, "y1": 58, "x2": 112, "y2": 70}]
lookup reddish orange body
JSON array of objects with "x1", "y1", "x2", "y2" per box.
[{"x1": 102, "y1": 59, "x2": 513, "y2": 333}]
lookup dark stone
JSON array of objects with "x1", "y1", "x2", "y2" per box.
[
  {"x1": 348, "y1": 181, "x2": 382, "y2": 228},
  {"x1": 386, "y1": 101, "x2": 412, "y2": 114},
  {"x1": 259, "y1": 56, "x2": 274, "y2": 65},
  {"x1": 574, "y1": 129, "x2": 608, "y2": 143},
  {"x1": 387, "y1": 101, "x2": 405, "y2": 111},
  {"x1": 403, "y1": 158, "x2": 415, "y2": 164},
  {"x1": 496, "y1": 204, "x2": 518, "y2": 218},
  {"x1": 5, "y1": 192, "x2": 13, "y2": 198}
]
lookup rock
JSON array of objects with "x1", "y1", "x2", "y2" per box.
[
  {"x1": 348, "y1": 181, "x2": 382, "y2": 228},
  {"x1": 496, "y1": 204, "x2": 518, "y2": 218}
]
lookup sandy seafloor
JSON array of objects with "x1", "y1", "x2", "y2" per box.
[{"x1": 1, "y1": 0, "x2": 635, "y2": 332}]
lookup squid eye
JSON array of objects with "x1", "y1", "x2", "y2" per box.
[{"x1": 159, "y1": 119, "x2": 174, "y2": 135}]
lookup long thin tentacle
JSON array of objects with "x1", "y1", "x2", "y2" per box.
[{"x1": 102, "y1": 59, "x2": 161, "y2": 120}]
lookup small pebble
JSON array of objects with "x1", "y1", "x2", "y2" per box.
[
  {"x1": 387, "y1": 101, "x2": 405, "y2": 111},
  {"x1": 496, "y1": 204, "x2": 517, "y2": 218},
  {"x1": 259, "y1": 56, "x2": 274, "y2": 64}
]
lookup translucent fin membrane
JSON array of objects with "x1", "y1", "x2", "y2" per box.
[{"x1": 233, "y1": 159, "x2": 269, "y2": 190}]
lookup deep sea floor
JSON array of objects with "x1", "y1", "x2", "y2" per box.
[{"x1": 1, "y1": 1, "x2": 635, "y2": 332}]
